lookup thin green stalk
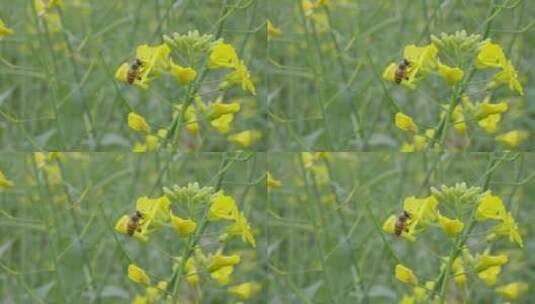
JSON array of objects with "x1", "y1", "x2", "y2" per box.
[
  {"x1": 295, "y1": 0, "x2": 334, "y2": 149},
  {"x1": 323, "y1": 158, "x2": 368, "y2": 303},
  {"x1": 297, "y1": 155, "x2": 335, "y2": 304}
]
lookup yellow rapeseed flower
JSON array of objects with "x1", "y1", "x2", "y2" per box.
[
  {"x1": 395, "y1": 264, "x2": 418, "y2": 286},
  {"x1": 495, "y1": 282, "x2": 529, "y2": 300},
  {"x1": 208, "y1": 102, "x2": 241, "y2": 120},
  {"x1": 267, "y1": 20, "x2": 282, "y2": 40},
  {"x1": 228, "y1": 130, "x2": 261, "y2": 148},
  {"x1": 475, "y1": 41, "x2": 506, "y2": 69},
  {"x1": 170, "y1": 61, "x2": 197, "y2": 85},
  {"x1": 170, "y1": 214, "x2": 197, "y2": 237},
  {"x1": 496, "y1": 130, "x2": 529, "y2": 148},
  {"x1": 208, "y1": 254, "x2": 240, "y2": 272},
  {"x1": 403, "y1": 195, "x2": 438, "y2": 225},
  {"x1": 267, "y1": 172, "x2": 282, "y2": 191},
  {"x1": 210, "y1": 265, "x2": 233, "y2": 286},
  {"x1": 208, "y1": 42, "x2": 239, "y2": 69},
  {"x1": 478, "y1": 266, "x2": 501, "y2": 286},
  {"x1": 226, "y1": 212, "x2": 256, "y2": 247},
  {"x1": 395, "y1": 112, "x2": 418, "y2": 133},
  {"x1": 437, "y1": 213, "x2": 464, "y2": 237},
  {"x1": 208, "y1": 193, "x2": 238, "y2": 221},
  {"x1": 128, "y1": 264, "x2": 151, "y2": 285},
  {"x1": 476, "y1": 193, "x2": 506, "y2": 221},
  {"x1": 451, "y1": 257, "x2": 467, "y2": 286},
  {"x1": 136, "y1": 196, "x2": 171, "y2": 228},
  {"x1": 493, "y1": 212, "x2": 523, "y2": 247},
  {"x1": 478, "y1": 114, "x2": 501, "y2": 134},
  {"x1": 228, "y1": 282, "x2": 262, "y2": 300},
  {"x1": 475, "y1": 101, "x2": 508, "y2": 119},
  {"x1": 0, "y1": 170, "x2": 14, "y2": 189},
  {"x1": 451, "y1": 105, "x2": 466, "y2": 135},
  {"x1": 475, "y1": 254, "x2": 508, "y2": 271},
  {"x1": 494, "y1": 60, "x2": 523, "y2": 95},
  {"x1": 0, "y1": 18, "x2": 14, "y2": 39},
  {"x1": 210, "y1": 113, "x2": 234, "y2": 133},
  {"x1": 437, "y1": 61, "x2": 464, "y2": 85},
  {"x1": 224, "y1": 61, "x2": 256, "y2": 95},
  {"x1": 128, "y1": 112, "x2": 151, "y2": 133}
]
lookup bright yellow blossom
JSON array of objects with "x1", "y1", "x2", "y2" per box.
[
  {"x1": 228, "y1": 282, "x2": 262, "y2": 300},
  {"x1": 128, "y1": 264, "x2": 151, "y2": 285},
  {"x1": 475, "y1": 101, "x2": 508, "y2": 119},
  {"x1": 210, "y1": 265, "x2": 233, "y2": 286},
  {"x1": 395, "y1": 112, "x2": 418, "y2": 133},
  {"x1": 136, "y1": 196, "x2": 171, "y2": 228},
  {"x1": 478, "y1": 114, "x2": 501, "y2": 134},
  {"x1": 476, "y1": 41, "x2": 506, "y2": 69},
  {"x1": 496, "y1": 282, "x2": 529, "y2": 300},
  {"x1": 476, "y1": 193, "x2": 506, "y2": 221},
  {"x1": 227, "y1": 212, "x2": 256, "y2": 247},
  {"x1": 437, "y1": 61, "x2": 464, "y2": 85},
  {"x1": 224, "y1": 61, "x2": 256, "y2": 95},
  {"x1": 170, "y1": 214, "x2": 197, "y2": 237},
  {"x1": 496, "y1": 130, "x2": 529, "y2": 148},
  {"x1": 208, "y1": 42, "x2": 239, "y2": 69},
  {"x1": 208, "y1": 193, "x2": 238, "y2": 221},
  {"x1": 228, "y1": 130, "x2": 261, "y2": 148},
  {"x1": 170, "y1": 61, "x2": 197, "y2": 85},
  {"x1": 208, "y1": 102, "x2": 241, "y2": 120},
  {"x1": 475, "y1": 254, "x2": 508, "y2": 271},
  {"x1": 437, "y1": 213, "x2": 464, "y2": 237},
  {"x1": 478, "y1": 266, "x2": 501, "y2": 286},
  {"x1": 395, "y1": 264, "x2": 418, "y2": 286},
  {"x1": 128, "y1": 112, "x2": 151, "y2": 133},
  {"x1": 210, "y1": 114, "x2": 234, "y2": 133},
  {"x1": 208, "y1": 254, "x2": 240, "y2": 272},
  {"x1": 494, "y1": 212, "x2": 523, "y2": 247},
  {"x1": 494, "y1": 60, "x2": 523, "y2": 95}
]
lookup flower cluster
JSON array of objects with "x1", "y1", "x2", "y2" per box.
[
  {"x1": 115, "y1": 183, "x2": 259, "y2": 302},
  {"x1": 383, "y1": 183, "x2": 526, "y2": 302},
  {"x1": 384, "y1": 31, "x2": 528, "y2": 151},
  {"x1": 115, "y1": 31, "x2": 259, "y2": 151}
]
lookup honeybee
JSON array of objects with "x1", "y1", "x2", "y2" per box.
[
  {"x1": 126, "y1": 211, "x2": 143, "y2": 236},
  {"x1": 394, "y1": 59, "x2": 410, "y2": 84},
  {"x1": 394, "y1": 210, "x2": 411, "y2": 237},
  {"x1": 126, "y1": 58, "x2": 143, "y2": 85}
]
